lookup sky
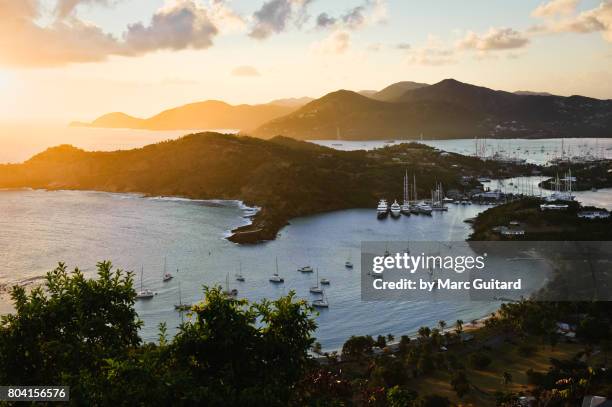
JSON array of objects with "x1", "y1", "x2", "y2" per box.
[{"x1": 0, "y1": 0, "x2": 611, "y2": 121}]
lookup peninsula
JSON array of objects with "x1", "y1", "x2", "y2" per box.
[{"x1": 0, "y1": 132, "x2": 529, "y2": 244}]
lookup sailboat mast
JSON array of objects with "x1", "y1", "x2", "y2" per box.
[{"x1": 140, "y1": 265, "x2": 144, "y2": 291}]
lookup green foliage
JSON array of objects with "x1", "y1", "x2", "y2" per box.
[
  {"x1": 386, "y1": 385, "x2": 418, "y2": 407},
  {"x1": 0, "y1": 263, "x2": 317, "y2": 406},
  {"x1": 0, "y1": 261, "x2": 140, "y2": 397},
  {"x1": 342, "y1": 335, "x2": 375, "y2": 359}
]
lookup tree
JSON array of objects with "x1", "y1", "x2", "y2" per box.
[
  {"x1": 342, "y1": 335, "x2": 374, "y2": 359},
  {"x1": 438, "y1": 320, "x2": 447, "y2": 332},
  {"x1": 0, "y1": 263, "x2": 319, "y2": 406},
  {"x1": 0, "y1": 261, "x2": 141, "y2": 401},
  {"x1": 455, "y1": 320, "x2": 464, "y2": 335},
  {"x1": 450, "y1": 371, "x2": 471, "y2": 399},
  {"x1": 387, "y1": 333, "x2": 395, "y2": 343},
  {"x1": 376, "y1": 335, "x2": 387, "y2": 349},
  {"x1": 386, "y1": 385, "x2": 417, "y2": 407},
  {"x1": 418, "y1": 326, "x2": 431, "y2": 340}
]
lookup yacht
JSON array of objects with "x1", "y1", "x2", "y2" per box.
[
  {"x1": 235, "y1": 263, "x2": 245, "y2": 282},
  {"x1": 345, "y1": 260, "x2": 353, "y2": 269},
  {"x1": 223, "y1": 273, "x2": 238, "y2": 298},
  {"x1": 136, "y1": 266, "x2": 156, "y2": 299},
  {"x1": 312, "y1": 290, "x2": 329, "y2": 308},
  {"x1": 310, "y1": 269, "x2": 323, "y2": 294},
  {"x1": 174, "y1": 280, "x2": 191, "y2": 311},
  {"x1": 320, "y1": 278, "x2": 330, "y2": 285},
  {"x1": 390, "y1": 200, "x2": 401, "y2": 218},
  {"x1": 414, "y1": 202, "x2": 433, "y2": 215},
  {"x1": 269, "y1": 257, "x2": 284, "y2": 283},
  {"x1": 269, "y1": 274, "x2": 284, "y2": 283},
  {"x1": 377, "y1": 199, "x2": 389, "y2": 219},
  {"x1": 162, "y1": 258, "x2": 173, "y2": 282},
  {"x1": 297, "y1": 266, "x2": 313, "y2": 273}
]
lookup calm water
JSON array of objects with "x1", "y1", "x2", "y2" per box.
[
  {"x1": 314, "y1": 138, "x2": 612, "y2": 165},
  {"x1": 0, "y1": 189, "x2": 504, "y2": 350}
]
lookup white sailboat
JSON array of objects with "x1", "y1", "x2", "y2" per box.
[
  {"x1": 401, "y1": 170, "x2": 411, "y2": 215},
  {"x1": 162, "y1": 257, "x2": 173, "y2": 282},
  {"x1": 310, "y1": 269, "x2": 323, "y2": 294},
  {"x1": 136, "y1": 265, "x2": 155, "y2": 299},
  {"x1": 174, "y1": 278, "x2": 191, "y2": 311},
  {"x1": 223, "y1": 273, "x2": 238, "y2": 298},
  {"x1": 269, "y1": 257, "x2": 284, "y2": 283},
  {"x1": 312, "y1": 289, "x2": 329, "y2": 308},
  {"x1": 345, "y1": 251, "x2": 353, "y2": 268},
  {"x1": 235, "y1": 262, "x2": 245, "y2": 282}
]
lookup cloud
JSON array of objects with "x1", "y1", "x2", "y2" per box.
[
  {"x1": 530, "y1": 0, "x2": 612, "y2": 42},
  {"x1": 457, "y1": 27, "x2": 530, "y2": 51},
  {"x1": 311, "y1": 30, "x2": 351, "y2": 54},
  {"x1": 532, "y1": 0, "x2": 579, "y2": 17},
  {"x1": 316, "y1": 12, "x2": 336, "y2": 28},
  {"x1": 248, "y1": 0, "x2": 313, "y2": 39},
  {"x1": 55, "y1": 0, "x2": 116, "y2": 19},
  {"x1": 231, "y1": 65, "x2": 260, "y2": 76},
  {"x1": 0, "y1": 1, "x2": 124, "y2": 67},
  {"x1": 0, "y1": 0, "x2": 226, "y2": 67},
  {"x1": 314, "y1": 0, "x2": 387, "y2": 30},
  {"x1": 406, "y1": 36, "x2": 455, "y2": 66},
  {"x1": 124, "y1": 1, "x2": 219, "y2": 52}
]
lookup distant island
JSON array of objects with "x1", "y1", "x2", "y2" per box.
[
  {"x1": 252, "y1": 79, "x2": 612, "y2": 140},
  {"x1": 0, "y1": 133, "x2": 529, "y2": 244},
  {"x1": 70, "y1": 100, "x2": 299, "y2": 131},
  {"x1": 73, "y1": 79, "x2": 612, "y2": 140}
]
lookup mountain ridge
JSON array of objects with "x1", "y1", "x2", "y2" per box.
[{"x1": 252, "y1": 79, "x2": 612, "y2": 140}]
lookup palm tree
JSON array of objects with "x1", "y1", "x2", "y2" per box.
[
  {"x1": 418, "y1": 326, "x2": 431, "y2": 340},
  {"x1": 455, "y1": 319, "x2": 464, "y2": 335},
  {"x1": 386, "y1": 333, "x2": 395, "y2": 343},
  {"x1": 438, "y1": 320, "x2": 447, "y2": 332}
]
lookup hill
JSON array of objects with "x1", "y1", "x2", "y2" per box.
[
  {"x1": 253, "y1": 79, "x2": 612, "y2": 140},
  {"x1": 252, "y1": 88, "x2": 487, "y2": 140},
  {"x1": 76, "y1": 101, "x2": 296, "y2": 131},
  {"x1": 0, "y1": 133, "x2": 516, "y2": 243},
  {"x1": 370, "y1": 81, "x2": 429, "y2": 102}
]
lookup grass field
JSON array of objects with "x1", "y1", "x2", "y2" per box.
[{"x1": 406, "y1": 338, "x2": 585, "y2": 406}]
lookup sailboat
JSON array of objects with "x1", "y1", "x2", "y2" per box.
[
  {"x1": 235, "y1": 262, "x2": 245, "y2": 282},
  {"x1": 401, "y1": 170, "x2": 411, "y2": 215},
  {"x1": 136, "y1": 265, "x2": 155, "y2": 299},
  {"x1": 310, "y1": 269, "x2": 323, "y2": 294},
  {"x1": 345, "y1": 251, "x2": 353, "y2": 269},
  {"x1": 162, "y1": 257, "x2": 173, "y2": 282},
  {"x1": 223, "y1": 273, "x2": 238, "y2": 298},
  {"x1": 174, "y1": 278, "x2": 191, "y2": 311},
  {"x1": 312, "y1": 289, "x2": 329, "y2": 308},
  {"x1": 269, "y1": 257, "x2": 284, "y2": 283}
]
